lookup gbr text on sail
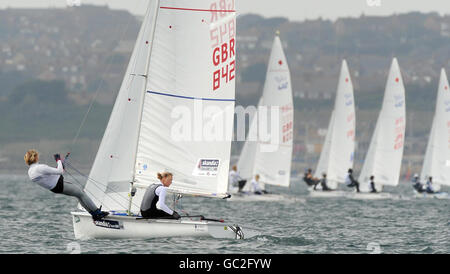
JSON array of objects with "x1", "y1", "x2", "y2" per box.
[{"x1": 210, "y1": 0, "x2": 236, "y2": 91}]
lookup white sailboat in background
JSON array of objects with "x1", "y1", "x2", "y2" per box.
[
  {"x1": 416, "y1": 68, "x2": 450, "y2": 199},
  {"x1": 231, "y1": 33, "x2": 294, "y2": 202},
  {"x1": 71, "y1": 0, "x2": 251, "y2": 239},
  {"x1": 309, "y1": 60, "x2": 356, "y2": 197},
  {"x1": 352, "y1": 58, "x2": 406, "y2": 200}
]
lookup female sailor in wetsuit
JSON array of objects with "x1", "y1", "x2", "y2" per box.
[
  {"x1": 25, "y1": 149, "x2": 108, "y2": 220},
  {"x1": 140, "y1": 172, "x2": 181, "y2": 219}
]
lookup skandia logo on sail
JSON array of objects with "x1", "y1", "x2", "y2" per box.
[
  {"x1": 93, "y1": 220, "x2": 123, "y2": 230},
  {"x1": 192, "y1": 159, "x2": 220, "y2": 177},
  {"x1": 199, "y1": 159, "x2": 220, "y2": 169}
]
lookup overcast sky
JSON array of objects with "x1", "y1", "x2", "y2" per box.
[{"x1": 0, "y1": 0, "x2": 449, "y2": 21}]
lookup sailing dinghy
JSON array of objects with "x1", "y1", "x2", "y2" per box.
[
  {"x1": 350, "y1": 58, "x2": 406, "y2": 200},
  {"x1": 71, "y1": 0, "x2": 250, "y2": 239},
  {"x1": 309, "y1": 60, "x2": 356, "y2": 198},
  {"x1": 230, "y1": 34, "x2": 294, "y2": 202},
  {"x1": 416, "y1": 69, "x2": 450, "y2": 199}
]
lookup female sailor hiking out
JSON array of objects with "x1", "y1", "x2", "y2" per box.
[
  {"x1": 140, "y1": 172, "x2": 181, "y2": 219},
  {"x1": 24, "y1": 149, "x2": 109, "y2": 221},
  {"x1": 303, "y1": 168, "x2": 320, "y2": 189}
]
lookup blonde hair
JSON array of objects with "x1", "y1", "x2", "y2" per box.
[
  {"x1": 24, "y1": 149, "x2": 39, "y2": 166},
  {"x1": 157, "y1": 172, "x2": 173, "y2": 181}
]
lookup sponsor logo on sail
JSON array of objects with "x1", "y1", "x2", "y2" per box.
[
  {"x1": 275, "y1": 76, "x2": 289, "y2": 91},
  {"x1": 394, "y1": 95, "x2": 404, "y2": 108},
  {"x1": 193, "y1": 159, "x2": 220, "y2": 177},
  {"x1": 344, "y1": 93, "x2": 353, "y2": 106}
]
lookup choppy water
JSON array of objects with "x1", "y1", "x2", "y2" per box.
[{"x1": 0, "y1": 175, "x2": 448, "y2": 254}]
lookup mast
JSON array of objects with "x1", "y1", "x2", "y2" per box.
[{"x1": 131, "y1": 0, "x2": 161, "y2": 183}]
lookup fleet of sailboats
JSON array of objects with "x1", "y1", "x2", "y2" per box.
[{"x1": 62, "y1": 1, "x2": 449, "y2": 240}]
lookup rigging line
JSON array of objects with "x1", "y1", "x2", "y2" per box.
[
  {"x1": 65, "y1": 162, "x2": 141, "y2": 210},
  {"x1": 65, "y1": 167, "x2": 129, "y2": 212},
  {"x1": 68, "y1": 1, "x2": 143, "y2": 153},
  {"x1": 65, "y1": 156, "x2": 142, "y2": 209},
  {"x1": 65, "y1": 162, "x2": 140, "y2": 210},
  {"x1": 64, "y1": 169, "x2": 112, "y2": 211}
]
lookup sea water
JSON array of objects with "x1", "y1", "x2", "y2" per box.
[{"x1": 0, "y1": 175, "x2": 448, "y2": 254}]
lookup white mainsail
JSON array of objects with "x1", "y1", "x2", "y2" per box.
[
  {"x1": 358, "y1": 58, "x2": 406, "y2": 192},
  {"x1": 420, "y1": 68, "x2": 450, "y2": 189},
  {"x1": 314, "y1": 60, "x2": 355, "y2": 189},
  {"x1": 237, "y1": 34, "x2": 293, "y2": 188},
  {"x1": 83, "y1": 0, "x2": 237, "y2": 212}
]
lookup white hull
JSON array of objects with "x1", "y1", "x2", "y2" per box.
[
  {"x1": 72, "y1": 212, "x2": 246, "y2": 240},
  {"x1": 413, "y1": 191, "x2": 449, "y2": 200},
  {"x1": 227, "y1": 192, "x2": 299, "y2": 203},
  {"x1": 308, "y1": 188, "x2": 349, "y2": 198},
  {"x1": 345, "y1": 192, "x2": 397, "y2": 200}
]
